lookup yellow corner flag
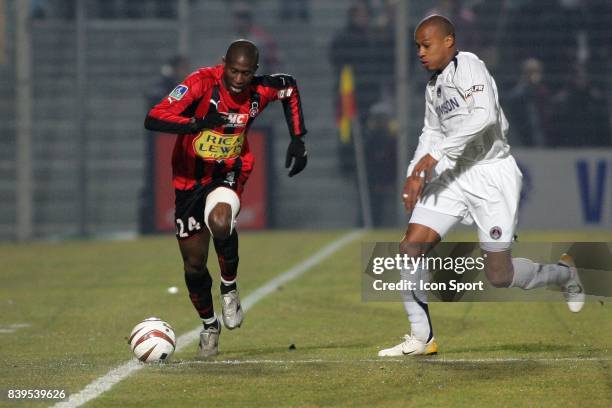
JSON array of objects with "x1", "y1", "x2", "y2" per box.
[{"x1": 338, "y1": 65, "x2": 356, "y2": 144}]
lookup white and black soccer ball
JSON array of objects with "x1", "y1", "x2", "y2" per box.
[{"x1": 128, "y1": 317, "x2": 176, "y2": 363}]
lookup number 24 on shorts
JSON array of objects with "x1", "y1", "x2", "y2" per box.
[{"x1": 176, "y1": 216, "x2": 201, "y2": 238}]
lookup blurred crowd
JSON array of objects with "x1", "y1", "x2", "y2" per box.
[
  {"x1": 27, "y1": 0, "x2": 612, "y2": 229},
  {"x1": 498, "y1": 0, "x2": 612, "y2": 147},
  {"x1": 30, "y1": 0, "x2": 179, "y2": 19},
  {"x1": 329, "y1": 0, "x2": 612, "y2": 150},
  {"x1": 329, "y1": 0, "x2": 398, "y2": 226},
  {"x1": 29, "y1": 0, "x2": 612, "y2": 148},
  {"x1": 327, "y1": 0, "x2": 611, "y2": 226}
]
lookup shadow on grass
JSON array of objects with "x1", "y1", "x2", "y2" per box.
[
  {"x1": 417, "y1": 359, "x2": 546, "y2": 380},
  {"x1": 445, "y1": 342, "x2": 582, "y2": 354},
  {"x1": 218, "y1": 341, "x2": 373, "y2": 359},
  {"x1": 170, "y1": 341, "x2": 372, "y2": 364}
]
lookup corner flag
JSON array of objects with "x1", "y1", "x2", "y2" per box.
[{"x1": 338, "y1": 65, "x2": 356, "y2": 144}]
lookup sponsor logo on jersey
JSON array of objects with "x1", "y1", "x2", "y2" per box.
[
  {"x1": 277, "y1": 87, "x2": 294, "y2": 99},
  {"x1": 465, "y1": 84, "x2": 484, "y2": 98},
  {"x1": 435, "y1": 97, "x2": 460, "y2": 116},
  {"x1": 168, "y1": 84, "x2": 188, "y2": 102},
  {"x1": 193, "y1": 130, "x2": 244, "y2": 161},
  {"x1": 224, "y1": 113, "x2": 249, "y2": 127}
]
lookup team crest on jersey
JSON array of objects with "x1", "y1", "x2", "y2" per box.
[
  {"x1": 224, "y1": 171, "x2": 236, "y2": 186},
  {"x1": 489, "y1": 226, "x2": 502, "y2": 240},
  {"x1": 168, "y1": 84, "x2": 188, "y2": 101},
  {"x1": 249, "y1": 101, "x2": 259, "y2": 117}
]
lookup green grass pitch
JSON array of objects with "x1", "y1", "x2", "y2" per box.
[{"x1": 1, "y1": 230, "x2": 611, "y2": 407}]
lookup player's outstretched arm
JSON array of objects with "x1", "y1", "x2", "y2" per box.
[{"x1": 258, "y1": 73, "x2": 308, "y2": 177}]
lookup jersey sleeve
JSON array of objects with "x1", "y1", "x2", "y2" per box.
[
  {"x1": 407, "y1": 88, "x2": 445, "y2": 176},
  {"x1": 258, "y1": 74, "x2": 307, "y2": 138},
  {"x1": 144, "y1": 71, "x2": 207, "y2": 134},
  {"x1": 430, "y1": 58, "x2": 496, "y2": 161}
]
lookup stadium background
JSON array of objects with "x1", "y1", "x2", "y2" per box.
[
  {"x1": 1, "y1": 2, "x2": 611, "y2": 406},
  {"x1": 1, "y1": 0, "x2": 611, "y2": 240}
]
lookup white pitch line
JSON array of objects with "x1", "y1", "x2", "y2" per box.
[
  {"x1": 174, "y1": 356, "x2": 611, "y2": 365},
  {"x1": 53, "y1": 230, "x2": 364, "y2": 408},
  {"x1": 0, "y1": 323, "x2": 31, "y2": 334}
]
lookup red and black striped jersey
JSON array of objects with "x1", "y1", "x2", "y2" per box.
[{"x1": 145, "y1": 64, "x2": 307, "y2": 191}]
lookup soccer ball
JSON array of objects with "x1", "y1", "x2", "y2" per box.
[{"x1": 128, "y1": 317, "x2": 176, "y2": 363}]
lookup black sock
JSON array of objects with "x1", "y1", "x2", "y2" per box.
[
  {"x1": 184, "y1": 267, "x2": 214, "y2": 321},
  {"x1": 221, "y1": 280, "x2": 237, "y2": 294},
  {"x1": 214, "y1": 230, "x2": 239, "y2": 295}
]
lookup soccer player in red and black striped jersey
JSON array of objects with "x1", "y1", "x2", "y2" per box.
[{"x1": 144, "y1": 39, "x2": 307, "y2": 358}]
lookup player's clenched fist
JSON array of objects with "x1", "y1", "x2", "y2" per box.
[{"x1": 285, "y1": 137, "x2": 307, "y2": 177}]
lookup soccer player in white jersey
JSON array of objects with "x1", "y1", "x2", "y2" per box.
[{"x1": 378, "y1": 15, "x2": 585, "y2": 357}]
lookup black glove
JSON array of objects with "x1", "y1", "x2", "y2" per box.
[
  {"x1": 285, "y1": 137, "x2": 307, "y2": 177},
  {"x1": 189, "y1": 104, "x2": 228, "y2": 133}
]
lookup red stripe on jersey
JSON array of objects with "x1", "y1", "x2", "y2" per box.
[{"x1": 145, "y1": 65, "x2": 306, "y2": 190}]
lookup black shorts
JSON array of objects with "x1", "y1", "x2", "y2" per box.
[{"x1": 174, "y1": 180, "x2": 240, "y2": 240}]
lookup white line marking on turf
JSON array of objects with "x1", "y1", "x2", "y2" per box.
[
  {"x1": 0, "y1": 323, "x2": 31, "y2": 334},
  {"x1": 175, "y1": 357, "x2": 611, "y2": 365},
  {"x1": 53, "y1": 230, "x2": 364, "y2": 408}
]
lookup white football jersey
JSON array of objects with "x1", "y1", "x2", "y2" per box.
[{"x1": 408, "y1": 51, "x2": 510, "y2": 176}]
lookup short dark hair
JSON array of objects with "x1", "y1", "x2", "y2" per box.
[
  {"x1": 225, "y1": 39, "x2": 259, "y2": 66},
  {"x1": 415, "y1": 15, "x2": 455, "y2": 39}
]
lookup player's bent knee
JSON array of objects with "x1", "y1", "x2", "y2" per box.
[
  {"x1": 181, "y1": 248, "x2": 210, "y2": 276},
  {"x1": 204, "y1": 188, "x2": 240, "y2": 239},
  {"x1": 182, "y1": 250, "x2": 209, "y2": 276},
  {"x1": 399, "y1": 239, "x2": 429, "y2": 257},
  {"x1": 488, "y1": 274, "x2": 512, "y2": 288},
  {"x1": 400, "y1": 224, "x2": 440, "y2": 256},
  {"x1": 183, "y1": 259, "x2": 205, "y2": 276},
  {"x1": 483, "y1": 250, "x2": 513, "y2": 288},
  {"x1": 207, "y1": 203, "x2": 232, "y2": 240},
  {"x1": 184, "y1": 266, "x2": 212, "y2": 288},
  {"x1": 484, "y1": 264, "x2": 513, "y2": 287}
]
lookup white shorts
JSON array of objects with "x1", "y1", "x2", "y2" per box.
[{"x1": 411, "y1": 155, "x2": 522, "y2": 252}]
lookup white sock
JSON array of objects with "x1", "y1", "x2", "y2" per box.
[
  {"x1": 221, "y1": 276, "x2": 236, "y2": 286},
  {"x1": 510, "y1": 258, "x2": 570, "y2": 289},
  {"x1": 202, "y1": 314, "x2": 218, "y2": 326},
  {"x1": 400, "y1": 265, "x2": 433, "y2": 343}
]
